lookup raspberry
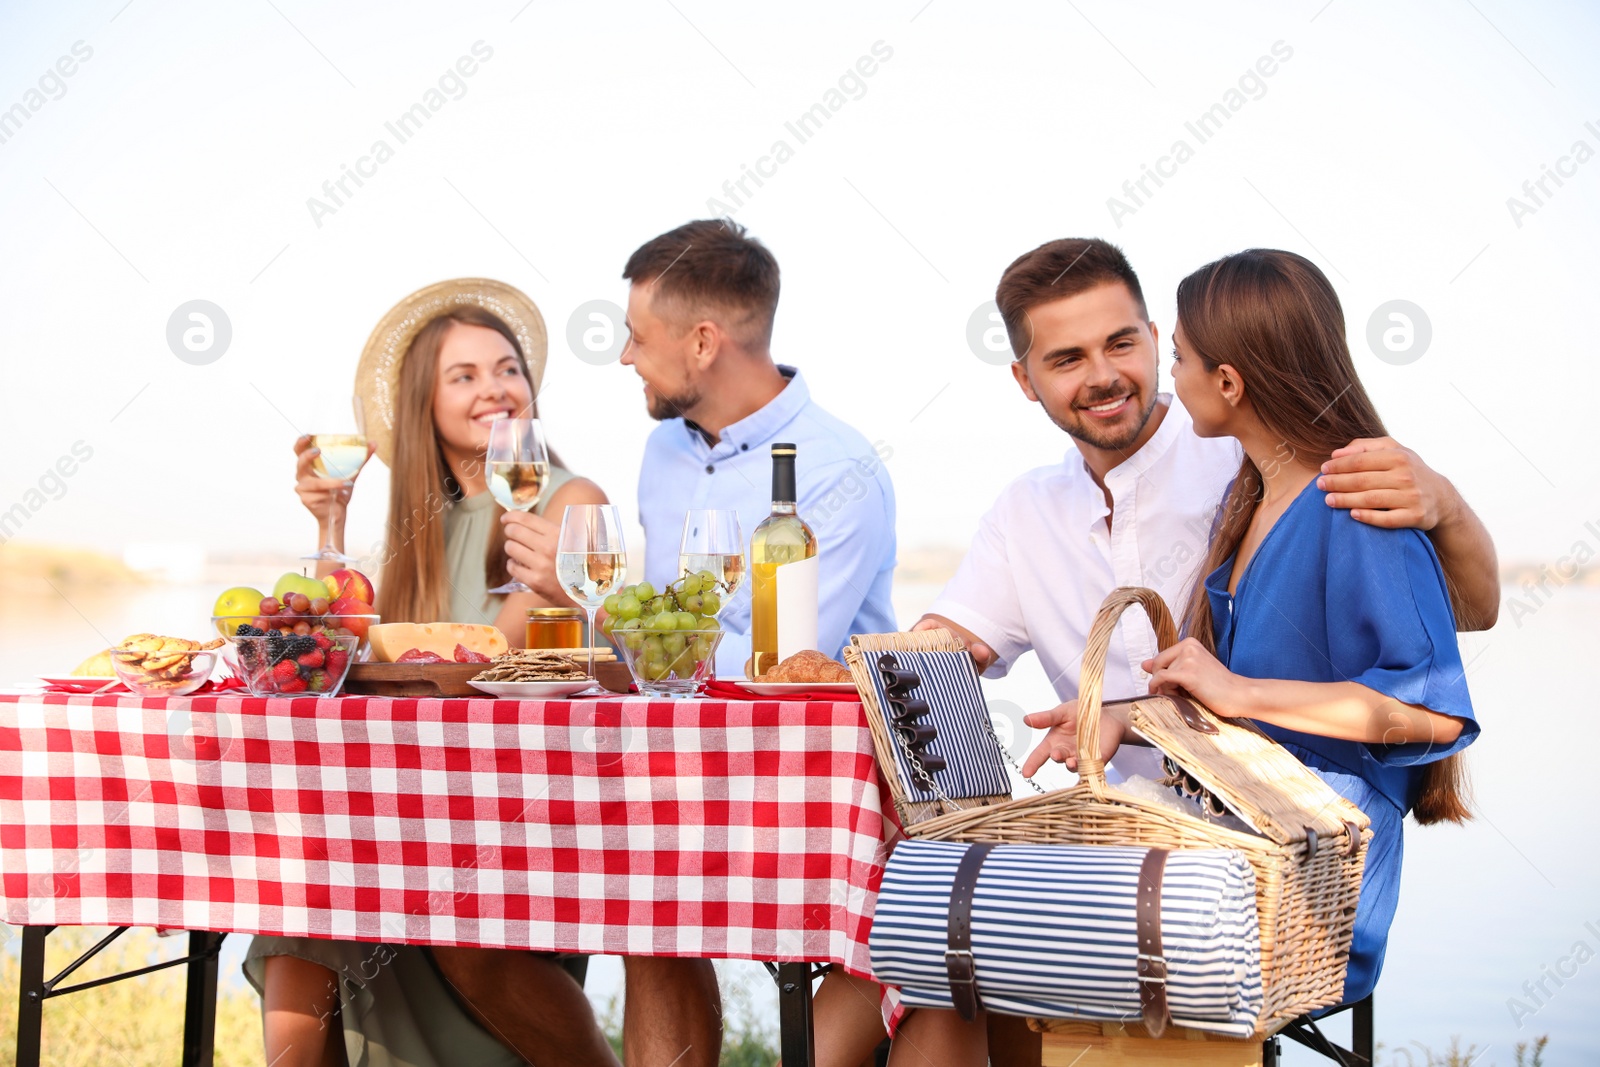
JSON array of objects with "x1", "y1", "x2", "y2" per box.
[
  {"x1": 278, "y1": 675, "x2": 308, "y2": 694},
  {"x1": 297, "y1": 649, "x2": 325, "y2": 669}
]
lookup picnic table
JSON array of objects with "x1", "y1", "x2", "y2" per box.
[{"x1": 0, "y1": 689, "x2": 897, "y2": 1067}]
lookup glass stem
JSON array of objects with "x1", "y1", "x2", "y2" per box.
[
  {"x1": 325, "y1": 500, "x2": 338, "y2": 554},
  {"x1": 585, "y1": 608, "x2": 597, "y2": 678}
]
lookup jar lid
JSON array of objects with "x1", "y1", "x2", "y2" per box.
[{"x1": 527, "y1": 607, "x2": 584, "y2": 618}]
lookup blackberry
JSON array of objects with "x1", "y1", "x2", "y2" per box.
[
  {"x1": 286, "y1": 634, "x2": 319, "y2": 659},
  {"x1": 266, "y1": 630, "x2": 289, "y2": 664},
  {"x1": 238, "y1": 640, "x2": 263, "y2": 672},
  {"x1": 236, "y1": 624, "x2": 265, "y2": 638}
]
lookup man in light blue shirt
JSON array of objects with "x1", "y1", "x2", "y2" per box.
[{"x1": 623, "y1": 219, "x2": 898, "y2": 674}]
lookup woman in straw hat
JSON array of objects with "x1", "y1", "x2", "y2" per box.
[{"x1": 245, "y1": 280, "x2": 620, "y2": 1067}]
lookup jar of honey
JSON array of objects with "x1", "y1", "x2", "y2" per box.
[{"x1": 526, "y1": 607, "x2": 584, "y2": 649}]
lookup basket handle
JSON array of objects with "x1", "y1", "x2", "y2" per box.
[{"x1": 1076, "y1": 587, "x2": 1180, "y2": 796}]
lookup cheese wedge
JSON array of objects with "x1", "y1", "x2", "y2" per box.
[{"x1": 368, "y1": 622, "x2": 509, "y2": 663}]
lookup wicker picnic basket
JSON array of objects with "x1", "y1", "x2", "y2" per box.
[{"x1": 845, "y1": 586, "x2": 1373, "y2": 1037}]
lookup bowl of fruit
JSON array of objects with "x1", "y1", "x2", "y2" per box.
[
  {"x1": 213, "y1": 568, "x2": 378, "y2": 656},
  {"x1": 231, "y1": 628, "x2": 360, "y2": 697},
  {"x1": 603, "y1": 579, "x2": 724, "y2": 698}
]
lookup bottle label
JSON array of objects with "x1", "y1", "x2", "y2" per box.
[{"x1": 773, "y1": 553, "x2": 820, "y2": 661}]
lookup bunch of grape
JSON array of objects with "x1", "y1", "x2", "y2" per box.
[{"x1": 601, "y1": 572, "x2": 725, "y2": 681}]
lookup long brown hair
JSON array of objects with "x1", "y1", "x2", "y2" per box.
[
  {"x1": 1175, "y1": 249, "x2": 1471, "y2": 825},
  {"x1": 377, "y1": 306, "x2": 553, "y2": 624}
]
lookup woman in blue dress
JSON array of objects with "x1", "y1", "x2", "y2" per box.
[{"x1": 1144, "y1": 247, "x2": 1480, "y2": 1005}]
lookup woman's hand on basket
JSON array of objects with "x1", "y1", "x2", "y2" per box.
[
  {"x1": 1142, "y1": 638, "x2": 1249, "y2": 716},
  {"x1": 1019, "y1": 699, "x2": 1124, "y2": 777}
]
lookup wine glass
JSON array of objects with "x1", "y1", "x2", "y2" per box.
[
  {"x1": 485, "y1": 418, "x2": 551, "y2": 595},
  {"x1": 303, "y1": 396, "x2": 369, "y2": 563},
  {"x1": 556, "y1": 504, "x2": 628, "y2": 694},
  {"x1": 678, "y1": 509, "x2": 746, "y2": 614}
]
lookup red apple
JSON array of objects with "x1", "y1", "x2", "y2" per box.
[
  {"x1": 329, "y1": 596, "x2": 374, "y2": 640},
  {"x1": 323, "y1": 568, "x2": 375, "y2": 606}
]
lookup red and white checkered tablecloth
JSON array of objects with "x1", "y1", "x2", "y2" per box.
[{"x1": 0, "y1": 692, "x2": 898, "y2": 978}]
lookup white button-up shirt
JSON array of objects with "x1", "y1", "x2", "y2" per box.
[
  {"x1": 637, "y1": 366, "x2": 898, "y2": 673},
  {"x1": 928, "y1": 398, "x2": 1240, "y2": 780}
]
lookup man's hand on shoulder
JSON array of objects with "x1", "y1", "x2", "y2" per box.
[
  {"x1": 912, "y1": 614, "x2": 996, "y2": 673},
  {"x1": 1318, "y1": 436, "x2": 1455, "y2": 531}
]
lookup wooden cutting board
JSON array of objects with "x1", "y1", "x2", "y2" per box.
[{"x1": 344, "y1": 662, "x2": 486, "y2": 697}]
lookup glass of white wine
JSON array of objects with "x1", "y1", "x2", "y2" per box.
[
  {"x1": 556, "y1": 504, "x2": 628, "y2": 694},
  {"x1": 485, "y1": 418, "x2": 551, "y2": 596},
  {"x1": 678, "y1": 509, "x2": 746, "y2": 616},
  {"x1": 304, "y1": 397, "x2": 370, "y2": 564}
]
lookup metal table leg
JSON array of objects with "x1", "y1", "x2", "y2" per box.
[
  {"x1": 774, "y1": 961, "x2": 816, "y2": 1067},
  {"x1": 16, "y1": 926, "x2": 52, "y2": 1067},
  {"x1": 182, "y1": 931, "x2": 226, "y2": 1067}
]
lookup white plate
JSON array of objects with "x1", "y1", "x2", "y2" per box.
[
  {"x1": 468, "y1": 679, "x2": 594, "y2": 698},
  {"x1": 738, "y1": 681, "x2": 858, "y2": 696},
  {"x1": 38, "y1": 676, "x2": 122, "y2": 693}
]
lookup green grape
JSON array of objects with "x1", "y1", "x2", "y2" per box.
[
  {"x1": 618, "y1": 617, "x2": 641, "y2": 631},
  {"x1": 679, "y1": 574, "x2": 703, "y2": 597},
  {"x1": 681, "y1": 593, "x2": 703, "y2": 613},
  {"x1": 601, "y1": 615, "x2": 617, "y2": 636},
  {"x1": 663, "y1": 632, "x2": 687, "y2": 656},
  {"x1": 634, "y1": 581, "x2": 656, "y2": 601},
  {"x1": 643, "y1": 634, "x2": 665, "y2": 656},
  {"x1": 696, "y1": 569, "x2": 718, "y2": 587},
  {"x1": 673, "y1": 611, "x2": 698, "y2": 630},
  {"x1": 700, "y1": 591, "x2": 721, "y2": 615},
  {"x1": 649, "y1": 596, "x2": 668, "y2": 616},
  {"x1": 691, "y1": 635, "x2": 713, "y2": 660},
  {"x1": 623, "y1": 631, "x2": 646, "y2": 652},
  {"x1": 643, "y1": 659, "x2": 667, "y2": 681},
  {"x1": 618, "y1": 595, "x2": 641, "y2": 620},
  {"x1": 603, "y1": 594, "x2": 621, "y2": 615},
  {"x1": 697, "y1": 615, "x2": 722, "y2": 633},
  {"x1": 653, "y1": 614, "x2": 678, "y2": 633}
]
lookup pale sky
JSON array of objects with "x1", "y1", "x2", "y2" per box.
[{"x1": 1, "y1": 0, "x2": 1596, "y2": 569}]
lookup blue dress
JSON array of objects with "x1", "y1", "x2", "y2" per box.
[{"x1": 1203, "y1": 478, "x2": 1479, "y2": 1005}]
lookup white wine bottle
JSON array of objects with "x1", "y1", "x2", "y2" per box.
[{"x1": 750, "y1": 443, "x2": 819, "y2": 677}]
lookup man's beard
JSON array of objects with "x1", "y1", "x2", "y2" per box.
[
  {"x1": 1044, "y1": 385, "x2": 1157, "y2": 452},
  {"x1": 647, "y1": 384, "x2": 703, "y2": 422}
]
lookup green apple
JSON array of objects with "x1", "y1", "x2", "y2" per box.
[
  {"x1": 213, "y1": 586, "x2": 265, "y2": 637},
  {"x1": 273, "y1": 571, "x2": 331, "y2": 603}
]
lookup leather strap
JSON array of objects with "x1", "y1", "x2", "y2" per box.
[
  {"x1": 1102, "y1": 695, "x2": 1217, "y2": 735},
  {"x1": 1136, "y1": 847, "x2": 1171, "y2": 1038},
  {"x1": 945, "y1": 842, "x2": 994, "y2": 1021}
]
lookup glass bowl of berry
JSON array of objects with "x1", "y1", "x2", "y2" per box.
[{"x1": 231, "y1": 626, "x2": 360, "y2": 697}]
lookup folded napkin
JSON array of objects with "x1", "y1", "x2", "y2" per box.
[{"x1": 702, "y1": 679, "x2": 863, "y2": 702}]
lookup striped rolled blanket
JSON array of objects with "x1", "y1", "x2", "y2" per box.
[{"x1": 870, "y1": 841, "x2": 1262, "y2": 1036}]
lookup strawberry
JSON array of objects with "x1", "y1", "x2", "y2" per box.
[
  {"x1": 297, "y1": 649, "x2": 325, "y2": 669},
  {"x1": 278, "y1": 675, "x2": 308, "y2": 694},
  {"x1": 307, "y1": 669, "x2": 330, "y2": 692},
  {"x1": 312, "y1": 633, "x2": 333, "y2": 651},
  {"x1": 271, "y1": 659, "x2": 299, "y2": 683},
  {"x1": 326, "y1": 649, "x2": 350, "y2": 675}
]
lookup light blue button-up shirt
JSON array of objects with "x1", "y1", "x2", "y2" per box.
[{"x1": 636, "y1": 366, "x2": 898, "y2": 673}]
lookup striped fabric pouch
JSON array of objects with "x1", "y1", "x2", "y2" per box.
[{"x1": 870, "y1": 840, "x2": 1263, "y2": 1036}]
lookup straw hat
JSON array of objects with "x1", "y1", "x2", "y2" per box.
[{"x1": 354, "y1": 278, "x2": 549, "y2": 466}]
